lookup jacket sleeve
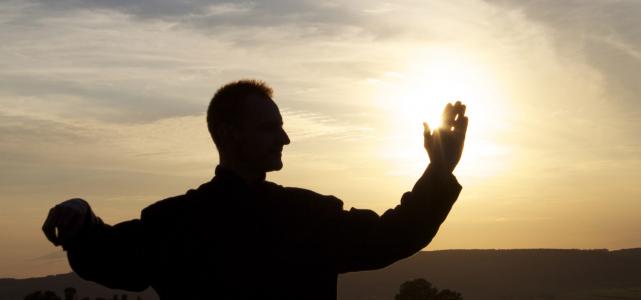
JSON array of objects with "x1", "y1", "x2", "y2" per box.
[
  {"x1": 333, "y1": 164, "x2": 462, "y2": 273},
  {"x1": 65, "y1": 217, "x2": 151, "y2": 291}
]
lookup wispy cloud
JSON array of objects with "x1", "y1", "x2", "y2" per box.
[
  {"x1": 2, "y1": 0, "x2": 641, "y2": 277},
  {"x1": 30, "y1": 251, "x2": 66, "y2": 262},
  {"x1": 485, "y1": 0, "x2": 641, "y2": 107},
  {"x1": 282, "y1": 108, "x2": 372, "y2": 141},
  {"x1": 15, "y1": 0, "x2": 366, "y2": 37}
]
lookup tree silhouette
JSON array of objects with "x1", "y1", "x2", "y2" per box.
[
  {"x1": 24, "y1": 290, "x2": 62, "y2": 300},
  {"x1": 395, "y1": 278, "x2": 463, "y2": 300},
  {"x1": 435, "y1": 289, "x2": 463, "y2": 300},
  {"x1": 64, "y1": 287, "x2": 77, "y2": 300}
]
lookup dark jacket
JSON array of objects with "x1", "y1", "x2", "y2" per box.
[{"x1": 66, "y1": 165, "x2": 461, "y2": 299}]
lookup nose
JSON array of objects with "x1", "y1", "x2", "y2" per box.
[{"x1": 280, "y1": 127, "x2": 291, "y2": 145}]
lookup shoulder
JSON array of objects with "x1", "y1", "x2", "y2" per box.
[
  {"x1": 140, "y1": 188, "x2": 202, "y2": 222},
  {"x1": 141, "y1": 194, "x2": 184, "y2": 222},
  {"x1": 141, "y1": 179, "x2": 221, "y2": 221}
]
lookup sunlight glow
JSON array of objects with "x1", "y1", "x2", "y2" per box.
[{"x1": 374, "y1": 47, "x2": 510, "y2": 179}]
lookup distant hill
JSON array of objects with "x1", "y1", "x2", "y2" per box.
[
  {"x1": 339, "y1": 248, "x2": 641, "y2": 300},
  {"x1": 0, "y1": 273, "x2": 156, "y2": 300},
  {"x1": 2, "y1": 248, "x2": 640, "y2": 300}
]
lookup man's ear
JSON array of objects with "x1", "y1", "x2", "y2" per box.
[{"x1": 216, "y1": 123, "x2": 240, "y2": 146}]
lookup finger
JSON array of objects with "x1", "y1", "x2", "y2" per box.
[
  {"x1": 456, "y1": 116, "x2": 469, "y2": 138},
  {"x1": 441, "y1": 103, "x2": 454, "y2": 129},
  {"x1": 42, "y1": 207, "x2": 61, "y2": 246},
  {"x1": 423, "y1": 122, "x2": 433, "y2": 150},
  {"x1": 423, "y1": 122, "x2": 431, "y2": 136},
  {"x1": 452, "y1": 101, "x2": 465, "y2": 121},
  {"x1": 454, "y1": 105, "x2": 467, "y2": 126},
  {"x1": 42, "y1": 208, "x2": 56, "y2": 243},
  {"x1": 431, "y1": 128, "x2": 446, "y2": 160}
]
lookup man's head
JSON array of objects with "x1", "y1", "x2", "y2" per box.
[{"x1": 207, "y1": 80, "x2": 290, "y2": 173}]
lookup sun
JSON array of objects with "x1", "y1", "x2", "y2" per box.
[
  {"x1": 373, "y1": 47, "x2": 511, "y2": 179},
  {"x1": 388, "y1": 48, "x2": 498, "y2": 130}
]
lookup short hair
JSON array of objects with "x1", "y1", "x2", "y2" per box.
[{"x1": 207, "y1": 79, "x2": 274, "y2": 147}]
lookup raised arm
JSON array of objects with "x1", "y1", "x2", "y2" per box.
[
  {"x1": 334, "y1": 101, "x2": 467, "y2": 273},
  {"x1": 42, "y1": 199, "x2": 150, "y2": 291}
]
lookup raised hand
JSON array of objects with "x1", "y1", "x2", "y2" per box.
[
  {"x1": 423, "y1": 101, "x2": 468, "y2": 173},
  {"x1": 42, "y1": 198, "x2": 97, "y2": 248}
]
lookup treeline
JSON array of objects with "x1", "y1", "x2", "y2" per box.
[
  {"x1": 24, "y1": 287, "x2": 141, "y2": 300},
  {"x1": 395, "y1": 279, "x2": 463, "y2": 300},
  {"x1": 24, "y1": 279, "x2": 461, "y2": 300}
]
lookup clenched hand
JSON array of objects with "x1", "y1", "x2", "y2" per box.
[{"x1": 42, "y1": 198, "x2": 97, "y2": 248}]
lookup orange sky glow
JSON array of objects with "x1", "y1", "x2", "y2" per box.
[{"x1": 1, "y1": 0, "x2": 640, "y2": 278}]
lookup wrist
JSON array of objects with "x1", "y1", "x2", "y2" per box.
[{"x1": 427, "y1": 163, "x2": 453, "y2": 177}]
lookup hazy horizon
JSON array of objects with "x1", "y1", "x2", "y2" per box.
[{"x1": 1, "y1": 0, "x2": 640, "y2": 278}]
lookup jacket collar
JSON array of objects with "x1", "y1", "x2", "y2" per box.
[{"x1": 213, "y1": 165, "x2": 266, "y2": 188}]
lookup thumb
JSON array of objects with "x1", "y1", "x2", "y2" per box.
[{"x1": 423, "y1": 122, "x2": 433, "y2": 150}]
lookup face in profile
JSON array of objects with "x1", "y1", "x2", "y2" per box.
[{"x1": 234, "y1": 94, "x2": 291, "y2": 173}]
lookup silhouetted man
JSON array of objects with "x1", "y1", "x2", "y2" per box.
[{"x1": 43, "y1": 80, "x2": 468, "y2": 300}]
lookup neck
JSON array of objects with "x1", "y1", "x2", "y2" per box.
[{"x1": 219, "y1": 160, "x2": 266, "y2": 184}]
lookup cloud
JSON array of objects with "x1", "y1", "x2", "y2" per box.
[
  {"x1": 0, "y1": 100, "x2": 371, "y2": 176},
  {"x1": 484, "y1": 0, "x2": 641, "y2": 108},
  {"x1": 17, "y1": 0, "x2": 366, "y2": 37},
  {"x1": 0, "y1": 0, "x2": 514, "y2": 128},
  {"x1": 10, "y1": 0, "x2": 501, "y2": 43},
  {"x1": 281, "y1": 108, "x2": 372, "y2": 141},
  {"x1": 0, "y1": 1, "x2": 395, "y2": 124},
  {"x1": 0, "y1": 4, "x2": 216, "y2": 123},
  {"x1": 0, "y1": 74, "x2": 202, "y2": 123},
  {"x1": 30, "y1": 251, "x2": 66, "y2": 262}
]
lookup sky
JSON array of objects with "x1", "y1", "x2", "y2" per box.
[{"x1": 0, "y1": 0, "x2": 640, "y2": 278}]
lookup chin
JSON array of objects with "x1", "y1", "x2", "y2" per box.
[{"x1": 265, "y1": 160, "x2": 284, "y2": 172}]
